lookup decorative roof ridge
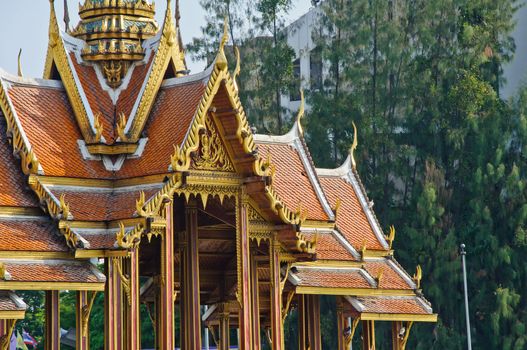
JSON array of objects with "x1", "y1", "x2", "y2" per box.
[
  {"x1": 8, "y1": 292, "x2": 27, "y2": 310},
  {"x1": 315, "y1": 154, "x2": 353, "y2": 178},
  {"x1": 0, "y1": 69, "x2": 64, "y2": 89},
  {"x1": 363, "y1": 257, "x2": 417, "y2": 289},
  {"x1": 123, "y1": 1, "x2": 187, "y2": 142},
  {"x1": 43, "y1": 1, "x2": 99, "y2": 143},
  {"x1": 299, "y1": 226, "x2": 361, "y2": 259},
  {"x1": 294, "y1": 132, "x2": 335, "y2": 221},
  {"x1": 0, "y1": 215, "x2": 49, "y2": 222},
  {"x1": 253, "y1": 123, "x2": 299, "y2": 144},
  {"x1": 161, "y1": 63, "x2": 214, "y2": 88},
  {"x1": 0, "y1": 77, "x2": 44, "y2": 176},
  {"x1": 44, "y1": 182, "x2": 163, "y2": 193}
]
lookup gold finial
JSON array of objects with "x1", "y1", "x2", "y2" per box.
[
  {"x1": 233, "y1": 46, "x2": 241, "y2": 91},
  {"x1": 117, "y1": 112, "x2": 128, "y2": 142},
  {"x1": 216, "y1": 17, "x2": 229, "y2": 70},
  {"x1": 350, "y1": 121, "x2": 358, "y2": 169},
  {"x1": 413, "y1": 265, "x2": 422, "y2": 289},
  {"x1": 93, "y1": 112, "x2": 104, "y2": 142},
  {"x1": 296, "y1": 89, "x2": 305, "y2": 135},
  {"x1": 387, "y1": 225, "x2": 396, "y2": 249},
  {"x1": 334, "y1": 198, "x2": 342, "y2": 219},
  {"x1": 0, "y1": 263, "x2": 5, "y2": 280},
  {"x1": 376, "y1": 269, "x2": 384, "y2": 286},
  {"x1": 17, "y1": 49, "x2": 23, "y2": 77},
  {"x1": 59, "y1": 193, "x2": 70, "y2": 219}
]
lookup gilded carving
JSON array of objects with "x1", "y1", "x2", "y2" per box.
[{"x1": 191, "y1": 116, "x2": 235, "y2": 172}]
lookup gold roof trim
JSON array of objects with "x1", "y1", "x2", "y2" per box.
[
  {"x1": 125, "y1": 2, "x2": 186, "y2": 142},
  {"x1": 43, "y1": 1, "x2": 97, "y2": 143}
]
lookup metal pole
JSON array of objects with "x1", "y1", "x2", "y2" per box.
[
  {"x1": 204, "y1": 305, "x2": 209, "y2": 350},
  {"x1": 460, "y1": 244, "x2": 472, "y2": 350}
]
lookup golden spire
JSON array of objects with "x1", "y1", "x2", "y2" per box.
[
  {"x1": 17, "y1": 49, "x2": 23, "y2": 77},
  {"x1": 350, "y1": 121, "x2": 358, "y2": 169},
  {"x1": 216, "y1": 17, "x2": 229, "y2": 70},
  {"x1": 73, "y1": 0, "x2": 158, "y2": 87},
  {"x1": 296, "y1": 89, "x2": 305, "y2": 135}
]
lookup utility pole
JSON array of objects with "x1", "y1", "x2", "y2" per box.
[{"x1": 460, "y1": 244, "x2": 472, "y2": 350}]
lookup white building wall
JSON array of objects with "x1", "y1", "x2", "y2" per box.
[
  {"x1": 503, "y1": 0, "x2": 527, "y2": 99},
  {"x1": 281, "y1": 6, "x2": 322, "y2": 116}
]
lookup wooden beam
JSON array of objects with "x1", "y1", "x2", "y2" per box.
[{"x1": 45, "y1": 291, "x2": 60, "y2": 350}]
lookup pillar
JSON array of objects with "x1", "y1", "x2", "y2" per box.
[
  {"x1": 270, "y1": 233, "x2": 283, "y2": 349},
  {"x1": 76, "y1": 291, "x2": 89, "y2": 350},
  {"x1": 180, "y1": 199, "x2": 202, "y2": 349},
  {"x1": 306, "y1": 295, "x2": 322, "y2": 350},
  {"x1": 362, "y1": 320, "x2": 376, "y2": 350},
  {"x1": 337, "y1": 297, "x2": 347, "y2": 350},
  {"x1": 250, "y1": 250, "x2": 261, "y2": 349},
  {"x1": 123, "y1": 249, "x2": 141, "y2": 350},
  {"x1": 297, "y1": 294, "x2": 307, "y2": 350},
  {"x1": 392, "y1": 321, "x2": 412, "y2": 350},
  {"x1": 237, "y1": 191, "x2": 253, "y2": 349},
  {"x1": 45, "y1": 291, "x2": 60, "y2": 350},
  {"x1": 219, "y1": 303, "x2": 230, "y2": 350},
  {"x1": 105, "y1": 258, "x2": 123, "y2": 350},
  {"x1": 158, "y1": 202, "x2": 175, "y2": 349}
]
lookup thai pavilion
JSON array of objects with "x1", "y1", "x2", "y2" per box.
[{"x1": 0, "y1": 0, "x2": 436, "y2": 349}]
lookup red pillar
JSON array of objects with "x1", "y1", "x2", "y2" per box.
[
  {"x1": 337, "y1": 297, "x2": 347, "y2": 350},
  {"x1": 251, "y1": 250, "x2": 261, "y2": 349},
  {"x1": 180, "y1": 199, "x2": 202, "y2": 349},
  {"x1": 76, "y1": 291, "x2": 89, "y2": 350},
  {"x1": 45, "y1": 291, "x2": 60, "y2": 350},
  {"x1": 306, "y1": 295, "x2": 322, "y2": 350},
  {"x1": 297, "y1": 294, "x2": 307, "y2": 350},
  {"x1": 238, "y1": 193, "x2": 253, "y2": 349},
  {"x1": 105, "y1": 258, "x2": 123, "y2": 350},
  {"x1": 159, "y1": 202, "x2": 175, "y2": 349},
  {"x1": 270, "y1": 233, "x2": 283, "y2": 349},
  {"x1": 362, "y1": 320, "x2": 376, "y2": 350},
  {"x1": 219, "y1": 303, "x2": 230, "y2": 350},
  {"x1": 124, "y1": 249, "x2": 141, "y2": 350}
]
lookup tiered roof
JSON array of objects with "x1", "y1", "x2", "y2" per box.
[{"x1": 0, "y1": 0, "x2": 435, "y2": 322}]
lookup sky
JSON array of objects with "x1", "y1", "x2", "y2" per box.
[{"x1": 0, "y1": 0, "x2": 313, "y2": 77}]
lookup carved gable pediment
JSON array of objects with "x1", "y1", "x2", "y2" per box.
[{"x1": 190, "y1": 114, "x2": 235, "y2": 172}]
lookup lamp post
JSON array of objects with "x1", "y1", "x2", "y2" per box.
[{"x1": 460, "y1": 244, "x2": 472, "y2": 350}]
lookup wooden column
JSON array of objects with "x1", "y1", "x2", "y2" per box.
[
  {"x1": 123, "y1": 249, "x2": 141, "y2": 350},
  {"x1": 219, "y1": 303, "x2": 230, "y2": 350},
  {"x1": 237, "y1": 192, "x2": 253, "y2": 349},
  {"x1": 297, "y1": 294, "x2": 307, "y2": 350},
  {"x1": 0, "y1": 319, "x2": 16, "y2": 350},
  {"x1": 250, "y1": 250, "x2": 261, "y2": 349},
  {"x1": 76, "y1": 291, "x2": 89, "y2": 350},
  {"x1": 362, "y1": 320, "x2": 376, "y2": 350},
  {"x1": 105, "y1": 258, "x2": 123, "y2": 350},
  {"x1": 180, "y1": 199, "x2": 202, "y2": 349},
  {"x1": 392, "y1": 321, "x2": 412, "y2": 350},
  {"x1": 269, "y1": 233, "x2": 283, "y2": 350},
  {"x1": 306, "y1": 295, "x2": 322, "y2": 350},
  {"x1": 158, "y1": 202, "x2": 175, "y2": 350},
  {"x1": 45, "y1": 291, "x2": 60, "y2": 350},
  {"x1": 337, "y1": 297, "x2": 347, "y2": 350}
]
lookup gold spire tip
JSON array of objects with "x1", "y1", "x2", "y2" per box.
[
  {"x1": 17, "y1": 49, "x2": 23, "y2": 77},
  {"x1": 296, "y1": 89, "x2": 305, "y2": 135},
  {"x1": 350, "y1": 121, "x2": 358, "y2": 169}
]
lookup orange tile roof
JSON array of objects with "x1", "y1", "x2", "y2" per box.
[
  {"x1": 319, "y1": 176, "x2": 385, "y2": 250},
  {"x1": 0, "y1": 292, "x2": 25, "y2": 311},
  {"x1": 349, "y1": 296, "x2": 432, "y2": 315},
  {"x1": 7, "y1": 84, "x2": 113, "y2": 178},
  {"x1": 302, "y1": 232, "x2": 356, "y2": 261},
  {"x1": 2, "y1": 260, "x2": 105, "y2": 283},
  {"x1": 48, "y1": 186, "x2": 160, "y2": 221},
  {"x1": 363, "y1": 259, "x2": 414, "y2": 290},
  {"x1": 291, "y1": 266, "x2": 373, "y2": 289},
  {"x1": 80, "y1": 232, "x2": 117, "y2": 250},
  {"x1": 69, "y1": 53, "x2": 116, "y2": 143},
  {"x1": 257, "y1": 143, "x2": 329, "y2": 221},
  {"x1": 0, "y1": 219, "x2": 68, "y2": 252},
  {"x1": 0, "y1": 122, "x2": 39, "y2": 208},
  {"x1": 115, "y1": 56, "x2": 154, "y2": 122},
  {"x1": 117, "y1": 79, "x2": 206, "y2": 178}
]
